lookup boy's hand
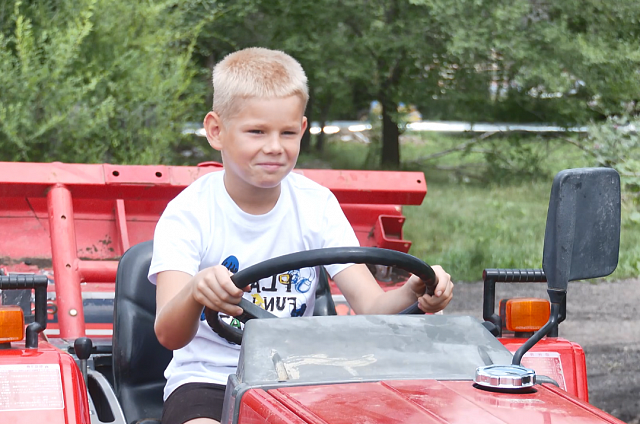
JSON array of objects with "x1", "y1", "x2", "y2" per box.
[
  {"x1": 406, "y1": 265, "x2": 454, "y2": 313},
  {"x1": 190, "y1": 265, "x2": 249, "y2": 316}
]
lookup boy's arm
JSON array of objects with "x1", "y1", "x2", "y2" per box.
[
  {"x1": 332, "y1": 264, "x2": 453, "y2": 315},
  {"x1": 154, "y1": 267, "x2": 245, "y2": 350},
  {"x1": 155, "y1": 271, "x2": 203, "y2": 350}
]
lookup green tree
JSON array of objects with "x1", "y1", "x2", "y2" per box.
[
  {"x1": 515, "y1": 0, "x2": 640, "y2": 119},
  {"x1": 186, "y1": 0, "x2": 361, "y2": 153},
  {"x1": 0, "y1": 0, "x2": 205, "y2": 163},
  {"x1": 434, "y1": 0, "x2": 640, "y2": 124},
  {"x1": 336, "y1": 0, "x2": 534, "y2": 167}
]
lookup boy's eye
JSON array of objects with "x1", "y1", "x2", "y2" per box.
[
  {"x1": 283, "y1": 131, "x2": 297, "y2": 136},
  {"x1": 248, "y1": 129, "x2": 264, "y2": 134}
]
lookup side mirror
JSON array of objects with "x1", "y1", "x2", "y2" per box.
[
  {"x1": 510, "y1": 167, "x2": 621, "y2": 367},
  {"x1": 543, "y1": 167, "x2": 621, "y2": 292}
]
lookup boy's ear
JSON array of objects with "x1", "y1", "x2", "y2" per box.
[
  {"x1": 301, "y1": 116, "x2": 308, "y2": 134},
  {"x1": 204, "y1": 111, "x2": 224, "y2": 151}
]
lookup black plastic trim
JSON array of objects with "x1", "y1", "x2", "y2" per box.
[{"x1": 0, "y1": 275, "x2": 48, "y2": 348}]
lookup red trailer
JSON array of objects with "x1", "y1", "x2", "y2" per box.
[{"x1": 0, "y1": 162, "x2": 625, "y2": 424}]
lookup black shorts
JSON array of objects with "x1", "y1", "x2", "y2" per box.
[{"x1": 162, "y1": 382, "x2": 227, "y2": 424}]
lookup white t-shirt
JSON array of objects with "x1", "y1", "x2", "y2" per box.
[{"x1": 148, "y1": 171, "x2": 359, "y2": 399}]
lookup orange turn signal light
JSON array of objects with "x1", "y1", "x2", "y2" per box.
[
  {"x1": 0, "y1": 305, "x2": 25, "y2": 343},
  {"x1": 501, "y1": 298, "x2": 550, "y2": 333}
]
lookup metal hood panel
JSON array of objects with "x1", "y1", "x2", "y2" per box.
[{"x1": 269, "y1": 380, "x2": 625, "y2": 424}]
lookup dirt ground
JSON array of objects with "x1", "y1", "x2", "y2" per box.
[{"x1": 447, "y1": 278, "x2": 640, "y2": 424}]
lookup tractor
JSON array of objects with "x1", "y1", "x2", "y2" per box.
[{"x1": 0, "y1": 161, "x2": 625, "y2": 424}]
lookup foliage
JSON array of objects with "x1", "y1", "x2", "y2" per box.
[
  {"x1": 495, "y1": 0, "x2": 640, "y2": 121},
  {"x1": 333, "y1": 0, "x2": 528, "y2": 167},
  {"x1": 0, "y1": 0, "x2": 205, "y2": 164},
  {"x1": 4, "y1": 0, "x2": 640, "y2": 167},
  {"x1": 479, "y1": 135, "x2": 551, "y2": 183},
  {"x1": 298, "y1": 135, "x2": 640, "y2": 280},
  {"x1": 585, "y1": 115, "x2": 640, "y2": 223},
  {"x1": 208, "y1": 0, "x2": 640, "y2": 168}
]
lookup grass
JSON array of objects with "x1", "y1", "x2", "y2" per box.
[
  {"x1": 298, "y1": 132, "x2": 640, "y2": 281},
  {"x1": 404, "y1": 182, "x2": 550, "y2": 281}
]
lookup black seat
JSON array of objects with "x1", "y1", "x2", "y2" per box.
[
  {"x1": 113, "y1": 241, "x2": 171, "y2": 424},
  {"x1": 112, "y1": 241, "x2": 337, "y2": 423},
  {"x1": 313, "y1": 267, "x2": 337, "y2": 316}
]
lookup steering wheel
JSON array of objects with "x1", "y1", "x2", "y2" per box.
[{"x1": 204, "y1": 247, "x2": 436, "y2": 345}]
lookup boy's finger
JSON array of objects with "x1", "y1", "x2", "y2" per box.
[
  {"x1": 210, "y1": 277, "x2": 243, "y2": 304},
  {"x1": 194, "y1": 280, "x2": 220, "y2": 309},
  {"x1": 205, "y1": 284, "x2": 243, "y2": 316},
  {"x1": 442, "y1": 280, "x2": 454, "y2": 298},
  {"x1": 217, "y1": 303, "x2": 244, "y2": 317},
  {"x1": 418, "y1": 296, "x2": 429, "y2": 311},
  {"x1": 417, "y1": 298, "x2": 427, "y2": 313},
  {"x1": 196, "y1": 284, "x2": 243, "y2": 316},
  {"x1": 216, "y1": 271, "x2": 244, "y2": 297},
  {"x1": 434, "y1": 274, "x2": 452, "y2": 297}
]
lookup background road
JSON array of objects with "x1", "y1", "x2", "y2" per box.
[{"x1": 448, "y1": 279, "x2": 640, "y2": 424}]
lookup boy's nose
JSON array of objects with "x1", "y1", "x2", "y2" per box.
[{"x1": 263, "y1": 134, "x2": 285, "y2": 154}]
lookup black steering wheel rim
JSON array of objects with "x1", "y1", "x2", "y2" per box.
[{"x1": 205, "y1": 247, "x2": 436, "y2": 345}]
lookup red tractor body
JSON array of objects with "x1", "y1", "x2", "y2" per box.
[
  {"x1": 239, "y1": 381, "x2": 617, "y2": 424},
  {"x1": 0, "y1": 161, "x2": 623, "y2": 424}
]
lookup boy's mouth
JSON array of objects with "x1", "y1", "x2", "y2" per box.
[{"x1": 256, "y1": 162, "x2": 285, "y2": 171}]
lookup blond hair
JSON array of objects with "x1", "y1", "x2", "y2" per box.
[{"x1": 212, "y1": 47, "x2": 309, "y2": 120}]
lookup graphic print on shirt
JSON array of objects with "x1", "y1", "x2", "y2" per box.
[
  {"x1": 221, "y1": 255, "x2": 239, "y2": 273},
  {"x1": 288, "y1": 268, "x2": 316, "y2": 293},
  {"x1": 247, "y1": 268, "x2": 316, "y2": 317},
  {"x1": 290, "y1": 303, "x2": 307, "y2": 317}
]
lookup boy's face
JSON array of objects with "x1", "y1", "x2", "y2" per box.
[{"x1": 204, "y1": 95, "x2": 307, "y2": 193}]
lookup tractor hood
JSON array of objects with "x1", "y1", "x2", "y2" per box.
[{"x1": 266, "y1": 380, "x2": 625, "y2": 424}]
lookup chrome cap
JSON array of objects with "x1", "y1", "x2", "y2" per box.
[{"x1": 474, "y1": 364, "x2": 536, "y2": 390}]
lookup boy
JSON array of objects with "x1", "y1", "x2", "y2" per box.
[{"x1": 149, "y1": 47, "x2": 453, "y2": 424}]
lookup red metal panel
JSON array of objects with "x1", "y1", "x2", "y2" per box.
[
  {"x1": 272, "y1": 380, "x2": 623, "y2": 424},
  {"x1": 500, "y1": 337, "x2": 589, "y2": 402},
  {"x1": 374, "y1": 215, "x2": 411, "y2": 252},
  {"x1": 294, "y1": 169, "x2": 426, "y2": 205},
  {"x1": 115, "y1": 199, "x2": 131, "y2": 252},
  {"x1": 391, "y1": 380, "x2": 624, "y2": 424},
  {"x1": 543, "y1": 384, "x2": 625, "y2": 424},
  {"x1": 0, "y1": 162, "x2": 426, "y2": 204},
  {"x1": 103, "y1": 164, "x2": 171, "y2": 185},
  {"x1": 341, "y1": 204, "x2": 406, "y2": 248},
  {"x1": 273, "y1": 382, "x2": 442, "y2": 424},
  {"x1": 0, "y1": 339, "x2": 91, "y2": 424},
  {"x1": 238, "y1": 389, "x2": 307, "y2": 424}
]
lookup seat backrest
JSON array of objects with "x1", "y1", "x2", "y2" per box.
[
  {"x1": 313, "y1": 267, "x2": 337, "y2": 316},
  {"x1": 113, "y1": 241, "x2": 171, "y2": 424}
]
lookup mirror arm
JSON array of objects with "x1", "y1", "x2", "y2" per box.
[
  {"x1": 549, "y1": 294, "x2": 566, "y2": 337},
  {"x1": 558, "y1": 294, "x2": 567, "y2": 324},
  {"x1": 512, "y1": 290, "x2": 566, "y2": 366}
]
